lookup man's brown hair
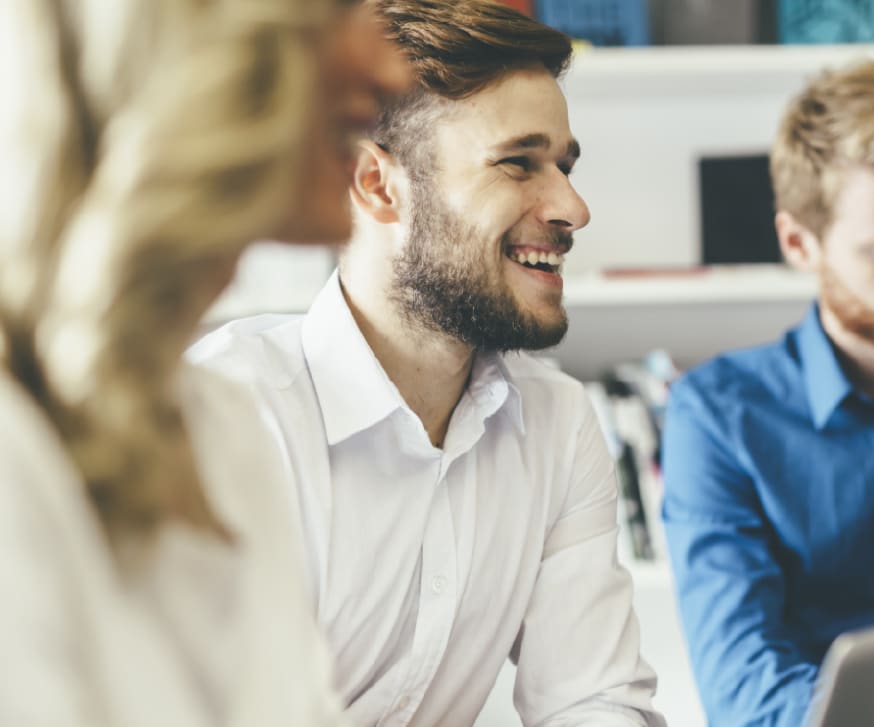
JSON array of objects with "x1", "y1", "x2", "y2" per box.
[
  {"x1": 770, "y1": 60, "x2": 874, "y2": 239},
  {"x1": 368, "y1": 0, "x2": 573, "y2": 165}
]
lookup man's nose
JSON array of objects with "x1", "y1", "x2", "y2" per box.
[{"x1": 537, "y1": 169, "x2": 590, "y2": 233}]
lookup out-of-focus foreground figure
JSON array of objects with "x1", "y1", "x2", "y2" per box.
[{"x1": 0, "y1": 1, "x2": 408, "y2": 725}]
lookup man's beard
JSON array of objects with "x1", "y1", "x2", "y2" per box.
[
  {"x1": 820, "y1": 261, "x2": 874, "y2": 343},
  {"x1": 390, "y1": 178, "x2": 571, "y2": 353}
]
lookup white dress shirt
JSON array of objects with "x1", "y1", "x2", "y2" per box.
[
  {"x1": 0, "y1": 365, "x2": 344, "y2": 727},
  {"x1": 190, "y1": 271, "x2": 666, "y2": 727}
]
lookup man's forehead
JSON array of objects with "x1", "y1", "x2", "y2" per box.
[{"x1": 433, "y1": 69, "x2": 575, "y2": 153}]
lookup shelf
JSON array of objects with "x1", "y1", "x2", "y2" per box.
[
  {"x1": 202, "y1": 265, "x2": 817, "y2": 326},
  {"x1": 566, "y1": 43, "x2": 874, "y2": 95},
  {"x1": 562, "y1": 265, "x2": 816, "y2": 307},
  {"x1": 624, "y1": 558, "x2": 673, "y2": 590}
]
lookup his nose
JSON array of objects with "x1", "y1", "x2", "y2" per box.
[{"x1": 539, "y1": 169, "x2": 590, "y2": 233}]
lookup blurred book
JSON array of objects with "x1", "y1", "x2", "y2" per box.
[
  {"x1": 536, "y1": 0, "x2": 650, "y2": 46},
  {"x1": 586, "y1": 381, "x2": 654, "y2": 562},
  {"x1": 779, "y1": 0, "x2": 874, "y2": 43},
  {"x1": 649, "y1": 0, "x2": 777, "y2": 45},
  {"x1": 494, "y1": 0, "x2": 535, "y2": 15},
  {"x1": 584, "y1": 350, "x2": 679, "y2": 563}
]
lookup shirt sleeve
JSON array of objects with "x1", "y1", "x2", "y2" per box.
[
  {"x1": 661, "y1": 375, "x2": 817, "y2": 727},
  {"x1": 512, "y1": 390, "x2": 665, "y2": 727}
]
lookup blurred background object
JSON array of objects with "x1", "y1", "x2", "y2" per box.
[
  {"x1": 497, "y1": 0, "x2": 535, "y2": 14},
  {"x1": 649, "y1": 0, "x2": 777, "y2": 44},
  {"x1": 698, "y1": 153, "x2": 781, "y2": 265},
  {"x1": 778, "y1": 0, "x2": 874, "y2": 43},
  {"x1": 494, "y1": 0, "x2": 874, "y2": 46},
  {"x1": 536, "y1": 0, "x2": 651, "y2": 46}
]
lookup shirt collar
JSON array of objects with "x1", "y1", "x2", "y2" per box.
[
  {"x1": 301, "y1": 271, "x2": 402, "y2": 445},
  {"x1": 796, "y1": 302, "x2": 854, "y2": 430},
  {"x1": 301, "y1": 271, "x2": 525, "y2": 445},
  {"x1": 465, "y1": 352, "x2": 526, "y2": 437}
]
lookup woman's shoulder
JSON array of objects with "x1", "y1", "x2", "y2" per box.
[
  {"x1": 175, "y1": 363, "x2": 296, "y2": 534},
  {"x1": 0, "y1": 370, "x2": 112, "y2": 567},
  {"x1": 0, "y1": 370, "x2": 62, "y2": 458},
  {"x1": 0, "y1": 372, "x2": 88, "y2": 515}
]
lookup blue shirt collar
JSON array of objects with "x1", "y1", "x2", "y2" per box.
[{"x1": 796, "y1": 303, "x2": 854, "y2": 430}]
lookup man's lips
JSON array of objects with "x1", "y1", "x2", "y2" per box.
[
  {"x1": 505, "y1": 244, "x2": 567, "y2": 269},
  {"x1": 507, "y1": 256, "x2": 565, "y2": 289}
]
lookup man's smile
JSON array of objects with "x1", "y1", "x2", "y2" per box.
[{"x1": 503, "y1": 244, "x2": 567, "y2": 289}]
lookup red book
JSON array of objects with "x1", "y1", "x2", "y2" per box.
[{"x1": 494, "y1": 0, "x2": 534, "y2": 16}]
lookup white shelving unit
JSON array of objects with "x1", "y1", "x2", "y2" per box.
[
  {"x1": 563, "y1": 265, "x2": 815, "y2": 306},
  {"x1": 625, "y1": 557, "x2": 672, "y2": 590},
  {"x1": 554, "y1": 267, "x2": 815, "y2": 381},
  {"x1": 205, "y1": 257, "x2": 816, "y2": 321},
  {"x1": 561, "y1": 43, "x2": 874, "y2": 273}
]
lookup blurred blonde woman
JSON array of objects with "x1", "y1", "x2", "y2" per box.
[{"x1": 0, "y1": 0, "x2": 409, "y2": 725}]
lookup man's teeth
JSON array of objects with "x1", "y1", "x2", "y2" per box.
[{"x1": 512, "y1": 250, "x2": 565, "y2": 266}]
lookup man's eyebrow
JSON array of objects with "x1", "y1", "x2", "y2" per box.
[{"x1": 490, "y1": 133, "x2": 581, "y2": 159}]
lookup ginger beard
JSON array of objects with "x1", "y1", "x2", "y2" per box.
[{"x1": 820, "y1": 260, "x2": 874, "y2": 342}]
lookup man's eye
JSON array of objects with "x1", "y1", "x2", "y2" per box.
[{"x1": 499, "y1": 156, "x2": 532, "y2": 172}]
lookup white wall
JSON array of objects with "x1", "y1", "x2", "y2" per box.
[
  {"x1": 205, "y1": 241, "x2": 335, "y2": 324},
  {"x1": 561, "y1": 44, "x2": 874, "y2": 273}
]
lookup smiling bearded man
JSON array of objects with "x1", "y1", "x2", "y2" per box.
[
  {"x1": 392, "y1": 154, "x2": 575, "y2": 352},
  {"x1": 190, "y1": 1, "x2": 665, "y2": 725}
]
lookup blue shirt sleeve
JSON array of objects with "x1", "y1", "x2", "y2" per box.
[{"x1": 661, "y1": 374, "x2": 818, "y2": 727}]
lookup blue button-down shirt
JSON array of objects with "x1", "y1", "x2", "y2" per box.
[{"x1": 662, "y1": 304, "x2": 874, "y2": 727}]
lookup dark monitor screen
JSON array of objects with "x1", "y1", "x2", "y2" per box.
[{"x1": 699, "y1": 153, "x2": 781, "y2": 265}]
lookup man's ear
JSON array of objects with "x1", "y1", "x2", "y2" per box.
[
  {"x1": 350, "y1": 140, "x2": 404, "y2": 224},
  {"x1": 775, "y1": 210, "x2": 822, "y2": 272}
]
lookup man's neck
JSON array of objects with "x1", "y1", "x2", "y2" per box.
[
  {"x1": 340, "y1": 276, "x2": 474, "y2": 449},
  {"x1": 820, "y1": 305, "x2": 874, "y2": 397}
]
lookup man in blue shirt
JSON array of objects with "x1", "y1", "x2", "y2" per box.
[{"x1": 662, "y1": 61, "x2": 874, "y2": 726}]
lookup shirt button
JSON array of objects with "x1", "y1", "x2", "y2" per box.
[
  {"x1": 431, "y1": 575, "x2": 447, "y2": 594},
  {"x1": 397, "y1": 696, "x2": 411, "y2": 711}
]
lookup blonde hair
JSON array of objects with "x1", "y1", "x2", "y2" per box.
[
  {"x1": 770, "y1": 59, "x2": 874, "y2": 239},
  {"x1": 0, "y1": 0, "x2": 334, "y2": 540}
]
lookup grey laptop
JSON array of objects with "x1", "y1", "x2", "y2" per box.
[{"x1": 806, "y1": 627, "x2": 874, "y2": 727}]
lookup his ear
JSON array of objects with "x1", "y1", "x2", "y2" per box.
[
  {"x1": 350, "y1": 140, "x2": 404, "y2": 224},
  {"x1": 775, "y1": 211, "x2": 822, "y2": 272}
]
